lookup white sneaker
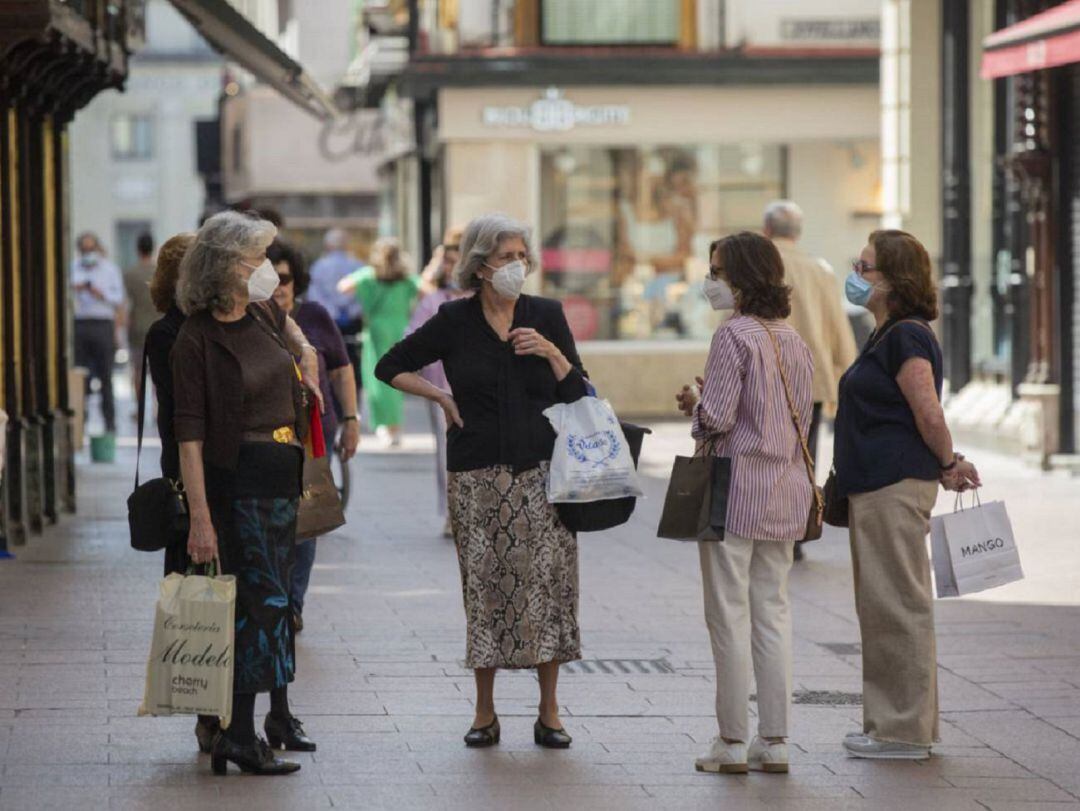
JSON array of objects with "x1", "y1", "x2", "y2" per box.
[
  {"x1": 695, "y1": 737, "x2": 748, "y2": 774},
  {"x1": 843, "y1": 734, "x2": 930, "y2": 760},
  {"x1": 748, "y1": 736, "x2": 789, "y2": 773}
]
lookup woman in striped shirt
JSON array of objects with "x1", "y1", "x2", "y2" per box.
[{"x1": 676, "y1": 232, "x2": 814, "y2": 775}]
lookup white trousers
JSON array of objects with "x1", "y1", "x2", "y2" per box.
[{"x1": 698, "y1": 532, "x2": 794, "y2": 741}]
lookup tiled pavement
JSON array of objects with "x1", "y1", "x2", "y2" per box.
[{"x1": 2, "y1": 407, "x2": 1079, "y2": 810}]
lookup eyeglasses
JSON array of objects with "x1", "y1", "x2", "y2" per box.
[
  {"x1": 707, "y1": 265, "x2": 724, "y2": 279},
  {"x1": 277, "y1": 273, "x2": 293, "y2": 285},
  {"x1": 851, "y1": 259, "x2": 876, "y2": 277}
]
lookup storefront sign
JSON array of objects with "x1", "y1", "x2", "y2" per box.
[
  {"x1": 319, "y1": 108, "x2": 414, "y2": 164},
  {"x1": 482, "y1": 88, "x2": 630, "y2": 132},
  {"x1": 779, "y1": 18, "x2": 880, "y2": 41}
]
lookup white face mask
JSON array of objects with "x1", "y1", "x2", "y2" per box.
[
  {"x1": 242, "y1": 258, "x2": 278, "y2": 302},
  {"x1": 483, "y1": 259, "x2": 528, "y2": 301},
  {"x1": 703, "y1": 276, "x2": 735, "y2": 311}
]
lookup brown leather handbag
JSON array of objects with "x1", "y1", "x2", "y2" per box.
[
  {"x1": 758, "y1": 320, "x2": 824, "y2": 542},
  {"x1": 295, "y1": 412, "x2": 345, "y2": 541}
]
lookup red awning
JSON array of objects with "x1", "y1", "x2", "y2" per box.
[{"x1": 981, "y1": 0, "x2": 1080, "y2": 79}]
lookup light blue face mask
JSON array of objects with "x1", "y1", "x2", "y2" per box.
[{"x1": 845, "y1": 271, "x2": 875, "y2": 307}]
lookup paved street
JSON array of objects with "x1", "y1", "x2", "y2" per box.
[{"x1": 2, "y1": 403, "x2": 1080, "y2": 810}]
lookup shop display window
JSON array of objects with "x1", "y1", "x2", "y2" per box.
[{"x1": 539, "y1": 144, "x2": 785, "y2": 341}]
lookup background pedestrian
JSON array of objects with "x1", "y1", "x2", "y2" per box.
[
  {"x1": 339, "y1": 238, "x2": 418, "y2": 446},
  {"x1": 71, "y1": 232, "x2": 125, "y2": 436},
  {"x1": 124, "y1": 231, "x2": 158, "y2": 404},
  {"x1": 269, "y1": 238, "x2": 360, "y2": 632}
]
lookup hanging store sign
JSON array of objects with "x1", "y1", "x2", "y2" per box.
[{"x1": 481, "y1": 88, "x2": 630, "y2": 132}]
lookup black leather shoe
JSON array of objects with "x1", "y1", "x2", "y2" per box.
[
  {"x1": 464, "y1": 715, "x2": 500, "y2": 748},
  {"x1": 534, "y1": 718, "x2": 572, "y2": 749},
  {"x1": 195, "y1": 716, "x2": 221, "y2": 754},
  {"x1": 210, "y1": 733, "x2": 301, "y2": 775},
  {"x1": 265, "y1": 712, "x2": 317, "y2": 752},
  {"x1": 291, "y1": 609, "x2": 304, "y2": 634}
]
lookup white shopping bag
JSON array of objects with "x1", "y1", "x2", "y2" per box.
[
  {"x1": 930, "y1": 498, "x2": 1023, "y2": 598},
  {"x1": 543, "y1": 397, "x2": 643, "y2": 503},
  {"x1": 139, "y1": 568, "x2": 236, "y2": 725}
]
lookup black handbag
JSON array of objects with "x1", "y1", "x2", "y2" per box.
[
  {"x1": 556, "y1": 422, "x2": 651, "y2": 533},
  {"x1": 656, "y1": 440, "x2": 732, "y2": 542},
  {"x1": 128, "y1": 344, "x2": 189, "y2": 552}
]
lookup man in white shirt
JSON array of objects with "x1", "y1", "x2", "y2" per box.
[
  {"x1": 71, "y1": 232, "x2": 125, "y2": 433},
  {"x1": 764, "y1": 201, "x2": 857, "y2": 560}
]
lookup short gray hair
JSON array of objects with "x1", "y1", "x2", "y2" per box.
[
  {"x1": 453, "y1": 213, "x2": 538, "y2": 291},
  {"x1": 763, "y1": 200, "x2": 804, "y2": 240},
  {"x1": 177, "y1": 211, "x2": 277, "y2": 315},
  {"x1": 323, "y1": 227, "x2": 346, "y2": 251}
]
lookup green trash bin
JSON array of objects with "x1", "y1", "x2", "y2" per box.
[{"x1": 90, "y1": 432, "x2": 116, "y2": 464}]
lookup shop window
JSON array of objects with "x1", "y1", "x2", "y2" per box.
[
  {"x1": 541, "y1": 0, "x2": 680, "y2": 45},
  {"x1": 111, "y1": 114, "x2": 154, "y2": 161},
  {"x1": 539, "y1": 144, "x2": 784, "y2": 341}
]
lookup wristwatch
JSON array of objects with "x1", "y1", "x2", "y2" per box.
[
  {"x1": 342, "y1": 415, "x2": 358, "y2": 423},
  {"x1": 940, "y1": 453, "x2": 959, "y2": 471}
]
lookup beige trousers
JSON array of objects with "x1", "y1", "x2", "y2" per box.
[
  {"x1": 849, "y1": 477, "x2": 940, "y2": 746},
  {"x1": 699, "y1": 533, "x2": 794, "y2": 742}
]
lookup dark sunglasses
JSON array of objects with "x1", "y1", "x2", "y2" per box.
[{"x1": 277, "y1": 273, "x2": 293, "y2": 285}]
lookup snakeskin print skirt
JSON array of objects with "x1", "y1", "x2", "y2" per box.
[{"x1": 447, "y1": 463, "x2": 582, "y2": 669}]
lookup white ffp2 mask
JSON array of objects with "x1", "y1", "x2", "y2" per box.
[
  {"x1": 484, "y1": 259, "x2": 527, "y2": 301},
  {"x1": 243, "y1": 258, "x2": 279, "y2": 303},
  {"x1": 703, "y1": 277, "x2": 735, "y2": 311}
]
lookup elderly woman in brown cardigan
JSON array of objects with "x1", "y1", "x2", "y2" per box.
[{"x1": 173, "y1": 211, "x2": 323, "y2": 776}]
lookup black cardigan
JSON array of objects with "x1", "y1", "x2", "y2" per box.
[
  {"x1": 145, "y1": 305, "x2": 186, "y2": 481},
  {"x1": 375, "y1": 294, "x2": 588, "y2": 473}
]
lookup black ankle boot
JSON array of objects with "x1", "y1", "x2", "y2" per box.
[
  {"x1": 195, "y1": 716, "x2": 221, "y2": 754},
  {"x1": 264, "y1": 712, "x2": 316, "y2": 752},
  {"x1": 210, "y1": 733, "x2": 301, "y2": 775},
  {"x1": 464, "y1": 715, "x2": 500, "y2": 748}
]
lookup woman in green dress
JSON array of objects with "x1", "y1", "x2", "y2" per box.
[{"x1": 338, "y1": 238, "x2": 418, "y2": 445}]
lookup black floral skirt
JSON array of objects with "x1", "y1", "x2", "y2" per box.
[{"x1": 208, "y1": 442, "x2": 303, "y2": 694}]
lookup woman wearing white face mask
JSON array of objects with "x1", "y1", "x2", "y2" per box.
[
  {"x1": 675, "y1": 232, "x2": 814, "y2": 776},
  {"x1": 833, "y1": 231, "x2": 979, "y2": 761},
  {"x1": 172, "y1": 211, "x2": 324, "y2": 775},
  {"x1": 376, "y1": 213, "x2": 589, "y2": 750}
]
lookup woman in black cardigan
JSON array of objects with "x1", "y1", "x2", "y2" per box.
[
  {"x1": 376, "y1": 213, "x2": 587, "y2": 750},
  {"x1": 143, "y1": 233, "x2": 194, "y2": 574},
  {"x1": 144, "y1": 232, "x2": 224, "y2": 752}
]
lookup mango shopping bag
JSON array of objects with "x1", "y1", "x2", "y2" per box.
[
  {"x1": 930, "y1": 496, "x2": 1023, "y2": 598},
  {"x1": 139, "y1": 566, "x2": 236, "y2": 725},
  {"x1": 543, "y1": 397, "x2": 643, "y2": 503}
]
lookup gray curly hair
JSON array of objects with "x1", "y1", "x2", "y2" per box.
[
  {"x1": 453, "y1": 212, "x2": 538, "y2": 291},
  {"x1": 177, "y1": 211, "x2": 277, "y2": 315}
]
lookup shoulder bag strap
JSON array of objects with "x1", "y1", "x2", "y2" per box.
[
  {"x1": 133, "y1": 338, "x2": 150, "y2": 489},
  {"x1": 754, "y1": 319, "x2": 820, "y2": 501},
  {"x1": 868, "y1": 318, "x2": 936, "y2": 352}
]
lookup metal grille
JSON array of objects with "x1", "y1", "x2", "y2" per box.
[
  {"x1": 750, "y1": 690, "x2": 863, "y2": 706},
  {"x1": 560, "y1": 658, "x2": 675, "y2": 675},
  {"x1": 818, "y1": 642, "x2": 862, "y2": 656}
]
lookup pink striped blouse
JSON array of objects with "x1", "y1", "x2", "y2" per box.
[{"x1": 691, "y1": 315, "x2": 814, "y2": 542}]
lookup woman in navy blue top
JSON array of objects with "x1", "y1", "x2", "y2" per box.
[{"x1": 835, "y1": 230, "x2": 980, "y2": 762}]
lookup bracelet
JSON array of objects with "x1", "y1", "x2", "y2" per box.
[
  {"x1": 342, "y1": 415, "x2": 358, "y2": 422},
  {"x1": 940, "y1": 455, "x2": 958, "y2": 472}
]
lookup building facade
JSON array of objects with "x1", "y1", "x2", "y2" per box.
[
  {"x1": 1, "y1": 0, "x2": 143, "y2": 549},
  {"x1": 355, "y1": 0, "x2": 882, "y2": 414},
  {"x1": 68, "y1": 0, "x2": 222, "y2": 271},
  {"x1": 885, "y1": 0, "x2": 1079, "y2": 466}
]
